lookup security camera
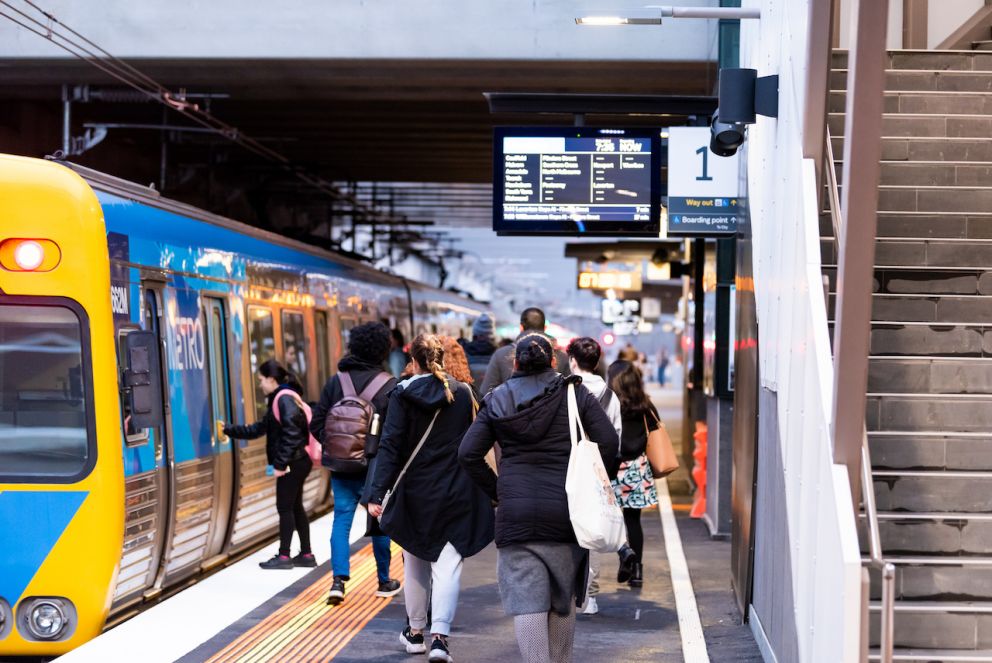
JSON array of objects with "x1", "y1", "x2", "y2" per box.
[{"x1": 709, "y1": 109, "x2": 746, "y2": 157}]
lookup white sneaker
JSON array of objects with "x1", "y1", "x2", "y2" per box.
[{"x1": 581, "y1": 597, "x2": 599, "y2": 615}]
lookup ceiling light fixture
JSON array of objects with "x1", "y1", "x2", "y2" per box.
[{"x1": 576, "y1": 5, "x2": 760, "y2": 25}]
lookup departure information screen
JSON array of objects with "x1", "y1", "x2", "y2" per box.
[{"x1": 493, "y1": 127, "x2": 661, "y2": 236}]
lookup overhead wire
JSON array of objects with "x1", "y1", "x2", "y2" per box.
[{"x1": 0, "y1": 0, "x2": 400, "y2": 216}]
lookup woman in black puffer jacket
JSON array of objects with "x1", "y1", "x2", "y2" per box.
[
  {"x1": 459, "y1": 334, "x2": 619, "y2": 663},
  {"x1": 225, "y1": 359, "x2": 314, "y2": 570}
]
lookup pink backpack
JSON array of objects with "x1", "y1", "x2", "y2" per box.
[{"x1": 272, "y1": 389, "x2": 322, "y2": 463}]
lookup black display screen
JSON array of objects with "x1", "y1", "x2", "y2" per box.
[{"x1": 493, "y1": 127, "x2": 662, "y2": 236}]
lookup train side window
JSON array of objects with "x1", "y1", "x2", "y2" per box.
[
  {"x1": 247, "y1": 306, "x2": 275, "y2": 419},
  {"x1": 340, "y1": 317, "x2": 358, "y2": 350},
  {"x1": 281, "y1": 310, "x2": 308, "y2": 392},
  {"x1": 118, "y1": 327, "x2": 150, "y2": 447},
  {"x1": 314, "y1": 310, "x2": 332, "y2": 385}
]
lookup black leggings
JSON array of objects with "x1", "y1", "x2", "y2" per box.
[
  {"x1": 623, "y1": 508, "x2": 644, "y2": 561},
  {"x1": 276, "y1": 455, "x2": 313, "y2": 556}
]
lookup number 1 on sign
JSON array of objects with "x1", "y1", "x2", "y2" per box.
[{"x1": 695, "y1": 145, "x2": 713, "y2": 181}]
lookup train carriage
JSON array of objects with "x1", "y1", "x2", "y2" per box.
[{"x1": 0, "y1": 154, "x2": 483, "y2": 656}]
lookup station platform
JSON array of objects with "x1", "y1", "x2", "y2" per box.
[{"x1": 56, "y1": 387, "x2": 762, "y2": 663}]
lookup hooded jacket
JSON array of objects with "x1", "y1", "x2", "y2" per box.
[
  {"x1": 369, "y1": 373, "x2": 495, "y2": 562},
  {"x1": 462, "y1": 338, "x2": 498, "y2": 387},
  {"x1": 225, "y1": 385, "x2": 309, "y2": 471},
  {"x1": 458, "y1": 371, "x2": 620, "y2": 547},
  {"x1": 310, "y1": 355, "x2": 396, "y2": 478},
  {"x1": 478, "y1": 332, "x2": 571, "y2": 396},
  {"x1": 572, "y1": 368, "x2": 622, "y2": 441}
]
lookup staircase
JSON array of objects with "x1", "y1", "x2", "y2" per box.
[{"x1": 828, "y1": 50, "x2": 992, "y2": 662}]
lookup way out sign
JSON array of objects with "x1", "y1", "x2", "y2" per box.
[{"x1": 667, "y1": 126, "x2": 742, "y2": 236}]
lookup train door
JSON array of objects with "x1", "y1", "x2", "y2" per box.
[
  {"x1": 143, "y1": 285, "x2": 177, "y2": 598},
  {"x1": 202, "y1": 296, "x2": 236, "y2": 564}
]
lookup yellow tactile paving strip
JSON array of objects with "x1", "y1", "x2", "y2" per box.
[{"x1": 207, "y1": 543, "x2": 403, "y2": 663}]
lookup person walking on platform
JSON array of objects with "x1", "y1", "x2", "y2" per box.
[
  {"x1": 224, "y1": 360, "x2": 315, "y2": 570},
  {"x1": 310, "y1": 322, "x2": 401, "y2": 605},
  {"x1": 608, "y1": 360, "x2": 663, "y2": 588},
  {"x1": 459, "y1": 334, "x2": 619, "y2": 663},
  {"x1": 565, "y1": 337, "x2": 622, "y2": 616},
  {"x1": 463, "y1": 313, "x2": 498, "y2": 386},
  {"x1": 368, "y1": 334, "x2": 495, "y2": 663},
  {"x1": 617, "y1": 342, "x2": 639, "y2": 363},
  {"x1": 388, "y1": 328, "x2": 410, "y2": 379},
  {"x1": 478, "y1": 307, "x2": 570, "y2": 396}
]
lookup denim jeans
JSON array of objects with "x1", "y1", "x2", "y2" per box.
[{"x1": 330, "y1": 474, "x2": 391, "y2": 582}]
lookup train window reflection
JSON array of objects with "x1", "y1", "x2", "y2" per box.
[
  {"x1": 315, "y1": 310, "x2": 332, "y2": 384},
  {"x1": 248, "y1": 306, "x2": 275, "y2": 418},
  {"x1": 281, "y1": 311, "x2": 308, "y2": 395},
  {"x1": 0, "y1": 304, "x2": 89, "y2": 477}
]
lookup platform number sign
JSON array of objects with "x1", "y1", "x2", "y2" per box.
[{"x1": 667, "y1": 126, "x2": 741, "y2": 236}]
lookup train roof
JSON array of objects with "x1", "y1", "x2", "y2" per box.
[{"x1": 61, "y1": 160, "x2": 484, "y2": 311}]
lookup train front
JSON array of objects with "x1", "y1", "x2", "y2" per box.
[{"x1": 0, "y1": 155, "x2": 125, "y2": 655}]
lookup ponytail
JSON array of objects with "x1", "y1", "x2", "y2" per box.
[{"x1": 410, "y1": 334, "x2": 455, "y2": 403}]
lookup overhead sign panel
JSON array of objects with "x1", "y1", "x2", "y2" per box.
[
  {"x1": 577, "y1": 270, "x2": 642, "y2": 292},
  {"x1": 667, "y1": 126, "x2": 742, "y2": 236},
  {"x1": 494, "y1": 127, "x2": 661, "y2": 236}
]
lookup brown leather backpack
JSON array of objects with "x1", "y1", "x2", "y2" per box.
[{"x1": 321, "y1": 371, "x2": 392, "y2": 473}]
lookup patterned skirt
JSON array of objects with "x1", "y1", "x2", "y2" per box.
[{"x1": 612, "y1": 454, "x2": 659, "y2": 509}]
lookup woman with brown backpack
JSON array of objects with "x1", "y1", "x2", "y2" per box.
[{"x1": 310, "y1": 322, "x2": 400, "y2": 606}]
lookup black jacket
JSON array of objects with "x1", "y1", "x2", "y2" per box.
[
  {"x1": 478, "y1": 332, "x2": 571, "y2": 396},
  {"x1": 458, "y1": 371, "x2": 619, "y2": 548},
  {"x1": 463, "y1": 338, "x2": 497, "y2": 387},
  {"x1": 619, "y1": 402, "x2": 661, "y2": 461},
  {"x1": 310, "y1": 356, "x2": 397, "y2": 479},
  {"x1": 225, "y1": 385, "x2": 308, "y2": 471},
  {"x1": 369, "y1": 373, "x2": 495, "y2": 561}
]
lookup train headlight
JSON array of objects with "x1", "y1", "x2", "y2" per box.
[
  {"x1": 16, "y1": 597, "x2": 75, "y2": 641},
  {"x1": 0, "y1": 238, "x2": 61, "y2": 272},
  {"x1": 0, "y1": 598, "x2": 10, "y2": 640},
  {"x1": 28, "y1": 601, "x2": 66, "y2": 639}
]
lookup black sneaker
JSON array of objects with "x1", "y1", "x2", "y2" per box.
[
  {"x1": 428, "y1": 636, "x2": 452, "y2": 663},
  {"x1": 292, "y1": 553, "x2": 317, "y2": 568},
  {"x1": 326, "y1": 576, "x2": 346, "y2": 605},
  {"x1": 617, "y1": 545, "x2": 637, "y2": 584},
  {"x1": 259, "y1": 554, "x2": 293, "y2": 570},
  {"x1": 376, "y1": 578, "x2": 402, "y2": 598},
  {"x1": 399, "y1": 626, "x2": 426, "y2": 654}
]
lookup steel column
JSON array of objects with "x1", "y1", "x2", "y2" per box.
[{"x1": 831, "y1": 0, "x2": 889, "y2": 508}]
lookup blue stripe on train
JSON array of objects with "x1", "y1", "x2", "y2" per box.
[{"x1": 0, "y1": 491, "x2": 87, "y2": 607}]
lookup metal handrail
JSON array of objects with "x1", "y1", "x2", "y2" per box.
[{"x1": 825, "y1": 125, "x2": 895, "y2": 663}]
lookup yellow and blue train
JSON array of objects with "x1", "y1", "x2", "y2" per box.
[{"x1": 0, "y1": 154, "x2": 484, "y2": 656}]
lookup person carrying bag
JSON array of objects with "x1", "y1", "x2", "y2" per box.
[{"x1": 368, "y1": 334, "x2": 494, "y2": 663}]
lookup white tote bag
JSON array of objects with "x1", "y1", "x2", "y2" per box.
[{"x1": 564, "y1": 383, "x2": 627, "y2": 553}]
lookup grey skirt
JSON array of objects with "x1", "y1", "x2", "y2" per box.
[{"x1": 497, "y1": 542, "x2": 588, "y2": 616}]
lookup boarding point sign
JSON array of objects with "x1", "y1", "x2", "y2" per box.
[{"x1": 667, "y1": 126, "x2": 741, "y2": 236}]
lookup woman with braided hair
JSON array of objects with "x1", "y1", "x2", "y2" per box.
[
  {"x1": 459, "y1": 333, "x2": 620, "y2": 663},
  {"x1": 368, "y1": 334, "x2": 494, "y2": 663}
]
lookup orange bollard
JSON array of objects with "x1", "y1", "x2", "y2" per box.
[{"x1": 689, "y1": 422, "x2": 708, "y2": 518}]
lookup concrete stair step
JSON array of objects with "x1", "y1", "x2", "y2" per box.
[
  {"x1": 863, "y1": 557, "x2": 992, "y2": 602},
  {"x1": 874, "y1": 213, "x2": 992, "y2": 241},
  {"x1": 974, "y1": 41, "x2": 992, "y2": 52},
  {"x1": 867, "y1": 357, "x2": 992, "y2": 395},
  {"x1": 830, "y1": 113, "x2": 992, "y2": 139},
  {"x1": 868, "y1": 394, "x2": 992, "y2": 432},
  {"x1": 879, "y1": 186, "x2": 992, "y2": 215},
  {"x1": 869, "y1": 648, "x2": 992, "y2": 662},
  {"x1": 858, "y1": 515, "x2": 992, "y2": 556},
  {"x1": 832, "y1": 68, "x2": 992, "y2": 93},
  {"x1": 872, "y1": 469, "x2": 992, "y2": 512},
  {"x1": 830, "y1": 90, "x2": 992, "y2": 115},
  {"x1": 857, "y1": 161, "x2": 992, "y2": 187},
  {"x1": 864, "y1": 322, "x2": 992, "y2": 358},
  {"x1": 832, "y1": 135, "x2": 992, "y2": 162},
  {"x1": 867, "y1": 602, "x2": 992, "y2": 652},
  {"x1": 865, "y1": 294, "x2": 992, "y2": 325},
  {"x1": 833, "y1": 50, "x2": 992, "y2": 72},
  {"x1": 869, "y1": 431, "x2": 992, "y2": 472},
  {"x1": 820, "y1": 237, "x2": 992, "y2": 270}
]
